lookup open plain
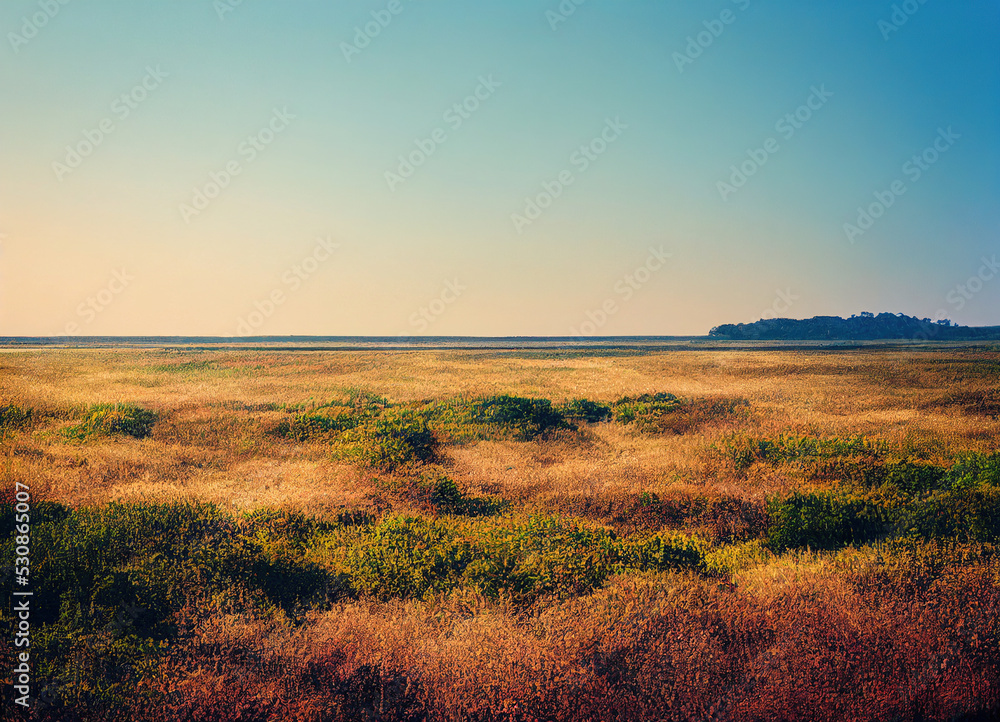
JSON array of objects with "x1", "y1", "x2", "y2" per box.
[{"x1": 2, "y1": 344, "x2": 998, "y2": 720}]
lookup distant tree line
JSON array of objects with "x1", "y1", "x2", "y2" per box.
[{"x1": 709, "y1": 312, "x2": 1000, "y2": 341}]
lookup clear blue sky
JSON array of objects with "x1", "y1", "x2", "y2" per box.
[{"x1": 1, "y1": 0, "x2": 997, "y2": 336}]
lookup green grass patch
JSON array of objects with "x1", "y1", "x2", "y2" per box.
[{"x1": 767, "y1": 459, "x2": 1000, "y2": 551}]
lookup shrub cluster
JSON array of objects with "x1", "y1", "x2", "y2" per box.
[
  {"x1": 425, "y1": 394, "x2": 572, "y2": 442},
  {"x1": 270, "y1": 391, "x2": 751, "y2": 463},
  {"x1": 611, "y1": 392, "x2": 683, "y2": 429},
  {"x1": 0, "y1": 502, "x2": 333, "y2": 711},
  {"x1": 560, "y1": 398, "x2": 613, "y2": 423},
  {"x1": 334, "y1": 408, "x2": 437, "y2": 471},
  {"x1": 373, "y1": 471, "x2": 509, "y2": 517},
  {"x1": 611, "y1": 393, "x2": 749, "y2": 434},
  {"x1": 342, "y1": 514, "x2": 705, "y2": 605},
  {"x1": 273, "y1": 394, "x2": 575, "y2": 464},
  {"x1": 767, "y1": 452, "x2": 1000, "y2": 550},
  {"x1": 272, "y1": 409, "x2": 360, "y2": 441},
  {"x1": 719, "y1": 432, "x2": 885, "y2": 470}
]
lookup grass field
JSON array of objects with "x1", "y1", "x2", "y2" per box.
[{"x1": 2, "y1": 346, "x2": 999, "y2": 720}]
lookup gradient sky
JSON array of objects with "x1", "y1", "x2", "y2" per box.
[{"x1": 1, "y1": 0, "x2": 998, "y2": 336}]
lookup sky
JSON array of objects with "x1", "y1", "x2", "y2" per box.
[{"x1": 1, "y1": 0, "x2": 998, "y2": 337}]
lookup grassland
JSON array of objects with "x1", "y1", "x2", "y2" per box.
[{"x1": 1, "y1": 346, "x2": 998, "y2": 720}]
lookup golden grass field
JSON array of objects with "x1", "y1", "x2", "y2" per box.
[{"x1": 2, "y1": 345, "x2": 999, "y2": 721}]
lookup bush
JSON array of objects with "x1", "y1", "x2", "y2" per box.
[
  {"x1": 617, "y1": 532, "x2": 706, "y2": 573},
  {"x1": 346, "y1": 516, "x2": 471, "y2": 600},
  {"x1": 0, "y1": 501, "x2": 335, "y2": 711},
  {"x1": 339, "y1": 513, "x2": 706, "y2": 605},
  {"x1": 0, "y1": 403, "x2": 32, "y2": 431},
  {"x1": 64, "y1": 403, "x2": 158, "y2": 440},
  {"x1": 719, "y1": 433, "x2": 885, "y2": 470},
  {"x1": 335, "y1": 408, "x2": 437, "y2": 471},
  {"x1": 611, "y1": 393, "x2": 682, "y2": 428},
  {"x1": 883, "y1": 461, "x2": 947, "y2": 494},
  {"x1": 947, "y1": 452, "x2": 1000, "y2": 490},
  {"x1": 896, "y1": 486, "x2": 1000, "y2": 542},
  {"x1": 466, "y1": 516, "x2": 618, "y2": 604},
  {"x1": 767, "y1": 492, "x2": 893, "y2": 551},
  {"x1": 561, "y1": 398, "x2": 612, "y2": 423},
  {"x1": 468, "y1": 395, "x2": 571, "y2": 440},
  {"x1": 272, "y1": 410, "x2": 360, "y2": 441},
  {"x1": 1, "y1": 502, "x2": 333, "y2": 632}
]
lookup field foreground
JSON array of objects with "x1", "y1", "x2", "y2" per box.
[{"x1": 2, "y1": 346, "x2": 999, "y2": 721}]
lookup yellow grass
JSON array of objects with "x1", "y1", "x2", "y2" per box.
[{"x1": 3, "y1": 348, "x2": 998, "y2": 517}]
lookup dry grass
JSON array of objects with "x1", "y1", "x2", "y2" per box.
[
  {"x1": 4, "y1": 347, "x2": 997, "y2": 517},
  {"x1": 2, "y1": 346, "x2": 999, "y2": 720}
]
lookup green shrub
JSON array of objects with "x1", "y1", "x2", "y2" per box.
[
  {"x1": 767, "y1": 491, "x2": 893, "y2": 551},
  {"x1": 0, "y1": 403, "x2": 33, "y2": 431},
  {"x1": 617, "y1": 532, "x2": 706, "y2": 573},
  {"x1": 1, "y1": 501, "x2": 335, "y2": 713},
  {"x1": 335, "y1": 408, "x2": 437, "y2": 470},
  {"x1": 466, "y1": 516, "x2": 617, "y2": 603},
  {"x1": 64, "y1": 403, "x2": 158, "y2": 440},
  {"x1": 947, "y1": 452, "x2": 1000, "y2": 490},
  {"x1": 340, "y1": 514, "x2": 706, "y2": 606},
  {"x1": 611, "y1": 393, "x2": 682, "y2": 428},
  {"x1": 346, "y1": 516, "x2": 471, "y2": 600},
  {"x1": 896, "y1": 486, "x2": 1000, "y2": 542},
  {"x1": 273, "y1": 410, "x2": 360, "y2": 441},
  {"x1": 421, "y1": 474, "x2": 508, "y2": 517},
  {"x1": 720, "y1": 433, "x2": 885, "y2": 470},
  {"x1": 884, "y1": 461, "x2": 947, "y2": 494},
  {"x1": 1, "y1": 502, "x2": 333, "y2": 633},
  {"x1": 610, "y1": 395, "x2": 750, "y2": 435},
  {"x1": 561, "y1": 398, "x2": 612, "y2": 423},
  {"x1": 703, "y1": 539, "x2": 774, "y2": 575},
  {"x1": 468, "y1": 395, "x2": 570, "y2": 440}
]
